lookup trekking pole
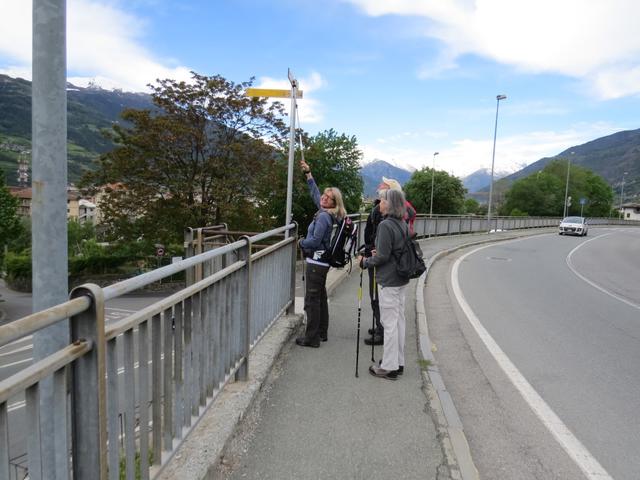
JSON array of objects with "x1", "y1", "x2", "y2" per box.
[
  {"x1": 371, "y1": 267, "x2": 376, "y2": 362},
  {"x1": 355, "y1": 264, "x2": 364, "y2": 377}
]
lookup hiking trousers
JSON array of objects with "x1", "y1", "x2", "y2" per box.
[
  {"x1": 379, "y1": 284, "x2": 408, "y2": 372},
  {"x1": 303, "y1": 262, "x2": 330, "y2": 342}
]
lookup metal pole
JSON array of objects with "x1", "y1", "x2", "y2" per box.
[
  {"x1": 487, "y1": 95, "x2": 506, "y2": 232},
  {"x1": 429, "y1": 152, "x2": 439, "y2": 218},
  {"x1": 619, "y1": 172, "x2": 627, "y2": 219},
  {"x1": 285, "y1": 69, "x2": 297, "y2": 238},
  {"x1": 32, "y1": 1, "x2": 68, "y2": 477},
  {"x1": 563, "y1": 157, "x2": 571, "y2": 217}
]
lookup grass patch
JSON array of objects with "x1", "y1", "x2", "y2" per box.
[{"x1": 417, "y1": 359, "x2": 432, "y2": 370}]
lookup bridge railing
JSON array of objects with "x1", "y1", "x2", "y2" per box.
[{"x1": 0, "y1": 223, "x2": 297, "y2": 480}]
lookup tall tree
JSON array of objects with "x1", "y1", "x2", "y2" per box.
[
  {"x1": 81, "y1": 72, "x2": 288, "y2": 244},
  {"x1": 0, "y1": 169, "x2": 23, "y2": 260},
  {"x1": 404, "y1": 168, "x2": 466, "y2": 215}
]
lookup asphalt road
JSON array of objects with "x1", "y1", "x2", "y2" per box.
[{"x1": 428, "y1": 227, "x2": 640, "y2": 480}]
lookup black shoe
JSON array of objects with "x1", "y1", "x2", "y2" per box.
[
  {"x1": 369, "y1": 364, "x2": 398, "y2": 380},
  {"x1": 367, "y1": 327, "x2": 382, "y2": 335},
  {"x1": 364, "y1": 334, "x2": 384, "y2": 346},
  {"x1": 378, "y1": 359, "x2": 404, "y2": 375},
  {"x1": 320, "y1": 336, "x2": 328, "y2": 342},
  {"x1": 295, "y1": 336, "x2": 320, "y2": 348}
]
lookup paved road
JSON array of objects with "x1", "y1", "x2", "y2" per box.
[{"x1": 428, "y1": 227, "x2": 640, "y2": 480}]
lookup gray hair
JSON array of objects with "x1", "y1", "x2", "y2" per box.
[{"x1": 380, "y1": 188, "x2": 406, "y2": 219}]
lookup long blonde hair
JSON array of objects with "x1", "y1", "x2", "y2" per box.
[{"x1": 324, "y1": 187, "x2": 346, "y2": 220}]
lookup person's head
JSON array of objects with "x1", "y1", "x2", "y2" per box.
[
  {"x1": 379, "y1": 188, "x2": 405, "y2": 219},
  {"x1": 321, "y1": 187, "x2": 346, "y2": 220},
  {"x1": 377, "y1": 176, "x2": 403, "y2": 195}
]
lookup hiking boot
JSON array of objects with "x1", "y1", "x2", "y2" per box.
[
  {"x1": 364, "y1": 334, "x2": 384, "y2": 346},
  {"x1": 378, "y1": 359, "x2": 403, "y2": 375},
  {"x1": 295, "y1": 337, "x2": 320, "y2": 348},
  {"x1": 368, "y1": 364, "x2": 398, "y2": 380}
]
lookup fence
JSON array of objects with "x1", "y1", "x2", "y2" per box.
[
  {"x1": 1, "y1": 214, "x2": 638, "y2": 480},
  {"x1": 0, "y1": 223, "x2": 297, "y2": 480}
]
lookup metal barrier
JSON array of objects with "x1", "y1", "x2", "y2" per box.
[
  {"x1": 1, "y1": 214, "x2": 638, "y2": 479},
  {"x1": 0, "y1": 223, "x2": 297, "y2": 480}
]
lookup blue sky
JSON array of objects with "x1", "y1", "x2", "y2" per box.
[{"x1": 2, "y1": 0, "x2": 640, "y2": 177}]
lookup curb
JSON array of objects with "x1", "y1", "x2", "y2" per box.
[{"x1": 415, "y1": 230, "x2": 553, "y2": 480}]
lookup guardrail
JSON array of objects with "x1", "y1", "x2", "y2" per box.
[
  {"x1": 0, "y1": 223, "x2": 297, "y2": 480},
  {"x1": 1, "y1": 213, "x2": 637, "y2": 480}
]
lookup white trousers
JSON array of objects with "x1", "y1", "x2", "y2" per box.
[{"x1": 379, "y1": 284, "x2": 408, "y2": 371}]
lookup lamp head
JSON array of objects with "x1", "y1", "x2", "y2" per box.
[
  {"x1": 434, "y1": 152, "x2": 439, "y2": 156},
  {"x1": 497, "y1": 94, "x2": 507, "y2": 101}
]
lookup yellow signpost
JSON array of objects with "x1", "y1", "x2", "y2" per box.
[{"x1": 245, "y1": 88, "x2": 303, "y2": 99}]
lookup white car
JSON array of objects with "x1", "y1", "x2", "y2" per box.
[{"x1": 558, "y1": 216, "x2": 588, "y2": 236}]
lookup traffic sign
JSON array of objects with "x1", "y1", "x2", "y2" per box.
[
  {"x1": 245, "y1": 88, "x2": 303, "y2": 99},
  {"x1": 579, "y1": 198, "x2": 587, "y2": 205}
]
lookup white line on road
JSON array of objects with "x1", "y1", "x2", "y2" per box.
[
  {"x1": 452, "y1": 243, "x2": 613, "y2": 480},
  {"x1": 566, "y1": 233, "x2": 640, "y2": 311}
]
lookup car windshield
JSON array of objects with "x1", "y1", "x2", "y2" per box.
[{"x1": 562, "y1": 216, "x2": 583, "y2": 223}]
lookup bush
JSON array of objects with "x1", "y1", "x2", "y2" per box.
[{"x1": 4, "y1": 252, "x2": 32, "y2": 291}]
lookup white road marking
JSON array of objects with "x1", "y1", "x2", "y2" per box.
[
  {"x1": 566, "y1": 233, "x2": 640, "y2": 311},
  {"x1": 452, "y1": 243, "x2": 613, "y2": 480}
]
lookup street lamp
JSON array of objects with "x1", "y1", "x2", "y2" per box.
[
  {"x1": 619, "y1": 171, "x2": 628, "y2": 218},
  {"x1": 487, "y1": 94, "x2": 506, "y2": 232},
  {"x1": 563, "y1": 151, "x2": 575, "y2": 217},
  {"x1": 429, "y1": 151, "x2": 439, "y2": 218}
]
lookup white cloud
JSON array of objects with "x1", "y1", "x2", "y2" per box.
[
  {"x1": 345, "y1": 0, "x2": 640, "y2": 98},
  {"x1": 359, "y1": 122, "x2": 625, "y2": 177},
  {"x1": 255, "y1": 71, "x2": 327, "y2": 125},
  {"x1": 0, "y1": 0, "x2": 192, "y2": 92}
]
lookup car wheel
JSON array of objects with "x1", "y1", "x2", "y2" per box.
[{"x1": 559, "y1": 232, "x2": 563, "y2": 235}]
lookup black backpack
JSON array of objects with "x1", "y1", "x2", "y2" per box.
[
  {"x1": 390, "y1": 220, "x2": 426, "y2": 280},
  {"x1": 321, "y1": 215, "x2": 358, "y2": 269}
]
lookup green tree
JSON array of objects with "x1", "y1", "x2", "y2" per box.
[
  {"x1": 463, "y1": 197, "x2": 480, "y2": 215},
  {"x1": 81, "y1": 72, "x2": 288, "y2": 244},
  {"x1": 267, "y1": 129, "x2": 364, "y2": 230},
  {"x1": 0, "y1": 169, "x2": 23, "y2": 261},
  {"x1": 501, "y1": 160, "x2": 613, "y2": 217},
  {"x1": 404, "y1": 168, "x2": 466, "y2": 215}
]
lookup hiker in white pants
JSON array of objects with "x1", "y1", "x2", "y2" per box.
[{"x1": 358, "y1": 189, "x2": 410, "y2": 380}]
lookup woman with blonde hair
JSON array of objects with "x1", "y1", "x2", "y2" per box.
[{"x1": 296, "y1": 159, "x2": 346, "y2": 347}]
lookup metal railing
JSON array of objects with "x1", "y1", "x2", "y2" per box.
[
  {"x1": 1, "y1": 213, "x2": 638, "y2": 479},
  {"x1": 0, "y1": 223, "x2": 297, "y2": 480}
]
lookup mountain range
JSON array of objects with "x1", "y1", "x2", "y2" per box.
[{"x1": 1, "y1": 74, "x2": 638, "y2": 202}]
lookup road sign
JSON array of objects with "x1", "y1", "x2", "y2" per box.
[
  {"x1": 245, "y1": 88, "x2": 303, "y2": 99},
  {"x1": 579, "y1": 198, "x2": 587, "y2": 205}
]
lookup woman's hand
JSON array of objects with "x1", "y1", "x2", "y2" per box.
[{"x1": 300, "y1": 159, "x2": 310, "y2": 172}]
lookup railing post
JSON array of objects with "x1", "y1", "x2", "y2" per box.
[
  {"x1": 184, "y1": 228, "x2": 194, "y2": 286},
  {"x1": 287, "y1": 223, "x2": 298, "y2": 315},
  {"x1": 236, "y1": 236, "x2": 252, "y2": 381},
  {"x1": 69, "y1": 283, "x2": 107, "y2": 480}
]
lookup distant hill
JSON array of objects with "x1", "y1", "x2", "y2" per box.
[
  {"x1": 0, "y1": 74, "x2": 153, "y2": 185},
  {"x1": 359, "y1": 160, "x2": 413, "y2": 198},
  {"x1": 476, "y1": 128, "x2": 640, "y2": 203}
]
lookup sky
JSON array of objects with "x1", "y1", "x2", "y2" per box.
[{"x1": 1, "y1": 0, "x2": 640, "y2": 178}]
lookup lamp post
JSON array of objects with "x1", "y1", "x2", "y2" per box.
[
  {"x1": 429, "y1": 151, "x2": 439, "y2": 217},
  {"x1": 563, "y1": 151, "x2": 574, "y2": 217},
  {"x1": 619, "y1": 171, "x2": 628, "y2": 219},
  {"x1": 487, "y1": 94, "x2": 506, "y2": 232}
]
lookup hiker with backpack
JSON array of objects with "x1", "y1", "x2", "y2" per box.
[
  {"x1": 363, "y1": 177, "x2": 417, "y2": 346},
  {"x1": 358, "y1": 188, "x2": 410, "y2": 380},
  {"x1": 296, "y1": 159, "x2": 347, "y2": 348}
]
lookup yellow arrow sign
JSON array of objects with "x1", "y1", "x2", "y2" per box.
[{"x1": 245, "y1": 88, "x2": 303, "y2": 99}]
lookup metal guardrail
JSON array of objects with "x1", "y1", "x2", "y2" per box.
[
  {"x1": 1, "y1": 214, "x2": 638, "y2": 480},
  {"x1": 0, "y1": 223, "x2": 298, "y2": 480}
]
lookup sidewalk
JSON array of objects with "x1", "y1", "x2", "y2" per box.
[{"x1": 161, "y1": 228, "x2": 555, "y2": 480}]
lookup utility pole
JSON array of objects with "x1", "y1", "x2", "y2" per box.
[
  {"x1": 487, "y1": 94, "x2": 506, "y2": 232},
  {"x1": 32, "y1": 0, "x2": 69, "y2": 477}
]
